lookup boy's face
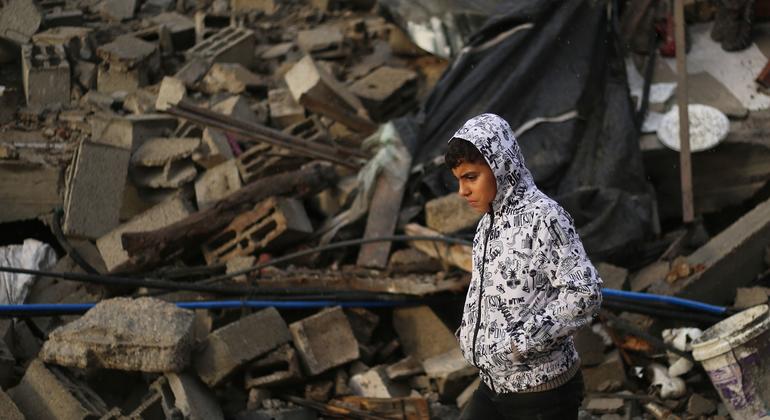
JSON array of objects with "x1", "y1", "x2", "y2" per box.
[{"x1": 451, "y1": 160, "x2": 497, "y2": 214}]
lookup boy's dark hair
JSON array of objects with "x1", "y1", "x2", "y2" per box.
[{"x1": 445, "y1": 138, "x2": 484, "y2": 169}]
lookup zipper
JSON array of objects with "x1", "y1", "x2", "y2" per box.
[{"x1": 471, "y1": 210, "x2": 495, "y2": 393}]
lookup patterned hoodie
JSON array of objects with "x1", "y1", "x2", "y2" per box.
[{"x1": 453, "y1": 114, "x2": 603, "y2": 393}]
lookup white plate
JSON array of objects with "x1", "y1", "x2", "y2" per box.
[{"x1": 656, "y1": 104, "x2": 730, "y2": 152}]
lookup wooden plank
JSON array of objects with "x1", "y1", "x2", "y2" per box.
[{"x1": 674, "y1": 0, "x2": 694, "y2": 223}]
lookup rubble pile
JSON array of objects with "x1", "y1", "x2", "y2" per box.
[{"x1": 0, "y1": 0, "x2": 769, "y2": 419}]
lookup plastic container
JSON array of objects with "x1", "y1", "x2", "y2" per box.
[{"x1": 691, "y1": 305, "x2": 770, "y2": 420}]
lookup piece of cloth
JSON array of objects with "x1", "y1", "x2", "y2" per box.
[
  {"x1": 459, "y1": 370, "x2": 585, "y2": 420},
  {"x1": 454, "y1": 114, "x2": 602, "y2": 393}
]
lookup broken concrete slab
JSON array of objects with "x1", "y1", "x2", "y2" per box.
[
  {"x1": 32, "y1": 26, "x2": 94, "y2": 60},
  {"x1": 597, "y1": 262, "x2": 628, "y2": 290},
  {"x1": 630, "y1": 260, "x2": 668, "y2": 292},
  {"x1": 63, "y1": 140, "x2": 130, "y2": 239},
  {"x1": 212, "y1": 94, "x2": 261, "y2": 124},
  {"x1": 290, "y1": 306, "x2": 360, "y2": 376},
  {"x1": 96, "y1": 197, "x2": 194, "y2": 272},
  {"x1": 155, "y1": 76, "x2": 186, "y2": 111},
  {"x1": 149, "y1": 12, "x2": 195, "y2": 51},
  {"x1": 349, "y1": 365, "x2": 411, "y2": 398},
  {"x1": 392, "y1": 306, "x2": 458, "y2": 361},
  {"x1": 349, "y1": 66, "x2": 418, "y2": 122},
  {"x1": 245, "y1": 344, "x2": 303, "y2": 388},
  {"x1": 733, "y1": 286, "x2": 770, "y2": 309},
  {"x1": 574, "y1": 325, "x2": 606, "y2": 367},
  {"x1": 166, "y1": 372, "x2": 225, "y2": 420},
  {"x1": 424, "y1": 193, "x2": 481, "y2": 234},
  {"x1": 40, "y1": 297, "x2": 195, "y2": 372},
  {"x1": 385, "y1": 356, "x2": 423, "y2": 380},
  {"x1": 92, "y1": 113, "x2": 178, "y2": 151},
  {"x1": 195, "y1": 307, "x2": 291, "y2": 386},
  {"x1": 21, "y1": 43, "x2": 71, "y2": 108},
  {"x1": 195, "y1": 159, "x2": 243, "y2": 210},
  {"x1": 131, "y1": 137, "x2": 201, "y2": 167},
  {"x1": 0, "y1": 389, "x2": 23, "y2": 420},
  {"x1": 687, "y1": 393, "x2": 716, "y2": 416},
  {"x1": 649, "y1": 196, "x2": 770, "y2": 304},
  {"x1": 0, "y1": 160, "x2": 61, "y2": 223},
  {"x1": 187, "y1": 26, "x2": 256, "y2": 67},
  {"x1": 296, "y1": 25, "x2": 345, "y2": 58},
  {"x1": 202, "y1": 197, "x2": 313, "y2": 264},
  {"x1": 344, "y1": 307, "x2": 379, "y2": 345},
  {"x1": 9, "y1": 359, "x2": 110, "y2": 419},
  {"x1": 388, "y1": 248, "x2": 443, "y2": 273},
  {"x1": 586, "y1": 398, "x2": 625, "y2": 414},
  {"x1": 193, "y1": 127, "x2": 234, "y2": 168},
  {"x1": 0, "y1": 0, "x2": 42, "y2": 45},
  {"x1": 99, "y1": 0, "x2": 136, "y2": 21},
  {"x1": 231, "y1": 0, "x2": 278, "y2": 14},
  {"x1": 268, "y1": 88, "x2": 305, "y2": 128},
  {"x1": 202, "y1": 63, "x2": 266, "y2": 95},
  {"x1": 582, "y1": 350, "x2": 626, "y2": 392},
  {"x1": 96, "y1": 35, "x2": 159, "y2": 93},
  {"x1": 422, "y1": 348, "x2": 477, "y2": 399},
  {"x1": 132, "y1": 160, "x2": 198, "y2": 189}
]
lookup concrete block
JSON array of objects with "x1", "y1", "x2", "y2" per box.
[
  {"x1": 193, "y1": 127, "x2": 234, "y2": 168},
  {"x1": 132, "y1": 161, "x2": 198, "y2": 189},
  {"x1": 268, "y1": 88, "x2": 305, "y2": 128},
  {"x1": 92, "y1": 113, "x2": 178, "y2": 151},
  {"x1": 193, "y1": 11, "x2": 231, "y2": 44},
  {"x1": 596, "y1": 262, "x2": 628, "y2": 290},
  {"x1": 212, "y1": 94, "x2": 260, "y2": 124},
  {"x1": 40, "y1": 297, "x2": 196, "y2": 372},
  {"x1": 21, "y1": 43, "x2": 70, "y2": 108},
  {"x1": 63, "y1": 140, "x2": 130, "y2": 239},
  {"x1": 629, "y1": 260, "x2": 668, "y2": 292},
  {"x1": 231, "y1": 0, "x2": 277, "y2": 14},
  {"x1": 344, "y1": 307, "x2": 379, "y2": 344},
  {"x1": 131, "y1": 137, "x2": 200, "y2": 167},
  {"x1": 202, "y1": 63, "x2": 265, "y2": 95},
  {"x1": 734, "y1": 286, "x2": 770, "y2": 309},
  {"x1": 0, "y1": 389, "x2": 23, "y2": 420},
  {"x1": 425, "y1": 193, "x2": 481, "y2": 234},
  {"x1": 149, "y1": 12, "x2": 195, "y2": 51},
  {"x1": 187, "y1": 26, "x2": 256, "y2": 67},
  {"x1": 96, "y1": 35, "x2": 159, "y2": 93},
  {"x1": 175, "y1": 57, "x2": 212, "y2": 88},
  {"x1": 422, "y1": 348, "x2": 477, "y2": 399},
  {"x1": 32, "y1": 26, "x2": 94, "y2": 61},
  {"x1": 9, "y1": 359, "x2": 109, "y2": 419},
  {"x1": 289, "y1": 307, "x2": 360, "y2": 375},
  {"x1": 194, "y1": 307, "x2": 291, "y2": 386},
  {"x1": 0, "y1": 161, "x2": 61, "y2": 223},
  {"x1": 155, "y1": 76, "x2": 186, "y2": 111},
  {"x1": 586, "y1": 398, "x2": 624, "y2": 414},
  {"x1": 348, "y1": 365, "x2": 410, "y2": 398},
  {"x1": 349, "y1": 66, "x2": 417, "y2": 122},
  {"x1": 649, "y1": 196, "x2": 770, "y2": 304},
  {"x1": 42, "y1": 8, "x2": 84, "y2": 28},
  {"x1": 96, "y1": 197, "x2": 194, "y2": 272},
  {"x1": 166, "y1": 372, "x2": 224, "y2": 420},
  {"x1": 455, "y1": 377, "x2": 480, "y2": 409},
  {"x1": 582, "y1": 350, "x2": 626, "y2": 392},
  {"x1": 99, "y1": 0, "x2": 136, "y2": 21},
  {"x1": 202, "y1": 197, "x2": 313, "y2": 264},
  {"x1": 687, "y1": 393, "x2": 716, "y2": 416},
  {"x1": 0, "y1": 0, "x2": 42, "y2": 44},
  {"x1": 195, "y1": 159, "x2": 243, "y2": 210},
  {"x1": 574, "y1": 325, "x2": 606, "y2": 367},
  {"x1": 244, "y1": 344, "x2": 303, "y2": 388},
  {"x1": 392, "y1": 306, "x2": 457, "y2": 361}
]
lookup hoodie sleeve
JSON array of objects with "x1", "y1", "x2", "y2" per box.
[{"x1": 511, "y1": 207, "x2": 603, "y2": 358}]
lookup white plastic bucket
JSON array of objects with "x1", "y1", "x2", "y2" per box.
[{"x1": 692, "y1": 305, "x2": 770, "y2": 420}]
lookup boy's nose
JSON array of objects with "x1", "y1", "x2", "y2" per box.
[{"x1": 458, "y1": 183, "x2": 470, "y2": 197}]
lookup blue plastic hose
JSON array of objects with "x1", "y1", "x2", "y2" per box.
[{"x1": 0, "y1": 289, "x2": 729, "y2": 315}]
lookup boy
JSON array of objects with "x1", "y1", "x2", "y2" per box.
[{"x1": 446, "y1": 114, "x2": 602, "y2": 420}]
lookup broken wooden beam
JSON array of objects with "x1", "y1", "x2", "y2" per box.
[{"x1": 121, "y1": 163, "x2": 337, "y2": 271}]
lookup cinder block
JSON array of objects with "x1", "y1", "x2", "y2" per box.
[
  {"x1": 231, "y1": 0, "x2": 277, "y2": 14},
  {"x1": 425, "y1": 193, "x2": 482, "y2": 234},
  {"x1": 63, "y1": 140, "x2": 130, "y2": 239},
  {"x1": 193, "y1": 11, "x2": 231, "y2": 44},
  {"x1": 244, "y1": 344, "x2": 303, "y2": 388},
  {"x1": 289, "y1": 307, "x2": 360, "y2": 376},
  {"x1": 21, "y1": 43, "x2": 70, "y2": 108},
  {"x1": 96, "y1": 35, "x2": 159, "y2": 93},
  {"x1": 194, "y1": 307, "x2": 291, "y2": 386},
  {"x1": 284, "y1": 55, "x2": 366, "y2": 120},
  {"x1": 9, "y1": 359, "x2": 109, "y2": 419},
  {"x1": 149, "y1": 12, "x2": 195, "y2": 51},
  {"x1": 392, "y1": 306, "x2": 457, "y2": 361},
  {"x1": 296, "y1": 25, "x2": 345, "y2": 58},
  {"x1": 350, "y1": 66, "x2": 417, "y2": 122},
  {"x1": 96, "y1": 197, "x2": 194, "y2": 272},
  {"x1": 186, "y1": 26, "x2": 256, "y2": 67},
  {"x1": 202, "y1": 197, "x2": 313, "y2": 264},
  {"x1": 268, "y1": 88, "x2": 305, "y2": 128},
  {"x1": 194, "y1": 159, "x2": 243, "y2": 210}
]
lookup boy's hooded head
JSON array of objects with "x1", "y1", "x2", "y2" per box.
[{"x1": 445, "y1": 113, "x2": 534, "y2": 214}]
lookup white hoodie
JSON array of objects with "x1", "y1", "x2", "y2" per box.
[{"x1": 453, "y1": 114, "x2": 603, "y2": 393}]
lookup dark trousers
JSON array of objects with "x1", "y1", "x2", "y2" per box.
[{"x1": 459, "y1": 371, "x2": 584, "y2": 420}]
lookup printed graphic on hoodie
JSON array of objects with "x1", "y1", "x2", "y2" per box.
[{"x1": 453, "y1": 114, "x2": 603, "y2": 393}]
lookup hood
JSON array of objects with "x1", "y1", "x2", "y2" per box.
[{"x1": 450, "y1": 113, "x2": 536, "y2": 211}]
